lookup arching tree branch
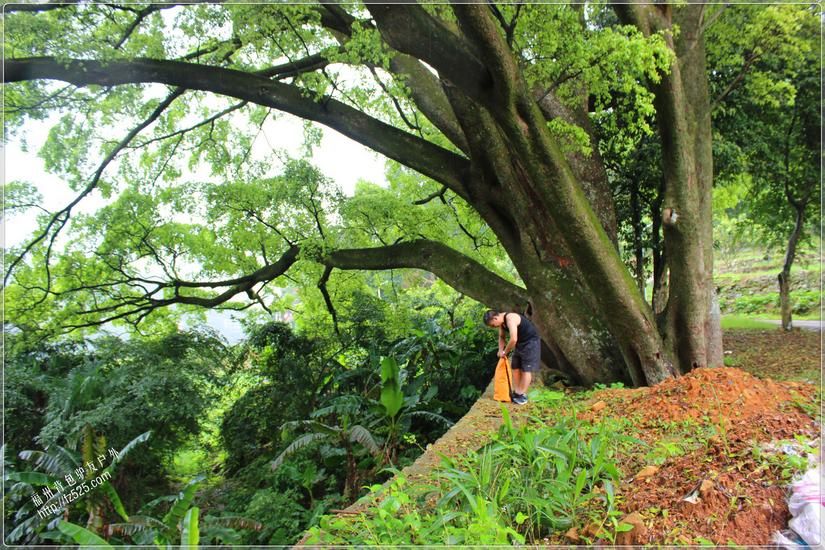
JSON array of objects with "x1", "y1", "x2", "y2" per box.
[
  {"x1": 365, "y1": 4, "x2": 491, "y2": 102},
  {"x1": 18, "y1": 239, "x2": 526, "y2": 335},
  {"x1": 323, "y1": 239, "x2": 528, "y2": 312},
  {"x1": 6, "y1": 56, "x2": 471, "y2": 201},
  {"x1": 317, "y1": 3, "x2": 470, "y2": 153}
]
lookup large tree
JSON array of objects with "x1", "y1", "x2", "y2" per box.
[{"x1": 4, "y1": 2, "x2": 730, "y2": 386}]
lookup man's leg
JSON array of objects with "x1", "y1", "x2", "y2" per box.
[
  {"x1": 519, "y1": 372, "x2": 532, "y2": 395},
  {"x1": 512, "y1": 370, "x2": 524, "y2": 394},
  {"x1": 521, "y1": 340, "x2": 540, "y2": 394},
  {"x1": 510, "y1": 352, "x2": 524, "y2": 396}
]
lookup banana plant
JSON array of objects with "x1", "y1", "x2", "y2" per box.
[
  {"x1": 105, "y1": 474, "x2": 261, "y2": 548},
  {"x1": 271, "y1": 395, "x2": 381, "y2": 502},
  {"x1": 57, "y1": 507, "x2": 200, "y2": 549},
  {"x1": 4, "y1": 431, "x2": 150, "y2": 545},
  {"x1": 371, "y1": 356, "x2": 453, "y2": 466},
  {"x1": 57, "y1": 520, "x2": 113, "y2": 548}
]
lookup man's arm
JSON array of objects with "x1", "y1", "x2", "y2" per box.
[
  {"x1": 498, "y1": 326, "x2": 507, "y2": 356},
  {"x1": 502, "y1": 314, "x2": 519, "y2": 355}
]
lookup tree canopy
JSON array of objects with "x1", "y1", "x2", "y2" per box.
[{"x1": 4, "y1": 2, "x2": 817, "y2": 386}]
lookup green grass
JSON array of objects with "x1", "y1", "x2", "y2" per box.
[{"x1": 720, "y1": 315, "x2": 777, "y2": 330}]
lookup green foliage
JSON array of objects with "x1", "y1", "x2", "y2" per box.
[
  {"x1": 242, "y1": 487, "x2": 309, "y2": 545},
  {"x1": 56, "y1": 520, "x2": 113, "y2": 548},
  {"x1": 180, "y1": 506, "x2": 199, "y2": 549},
  {"x1": 514, "y1": 3, "x2": 672, "y2": 137},
  {"x1": 2, "y1": 339, "x2": 73, "y2": 454},
  {"x1": 307, "y1": 409, "x2": 626, "y2": 545},
  {"x1": 102, "y1": 474, "x2": 261, "y2": 547},
  {"x1": 720, "y1": 289, "x2": 822, "y2": 316},
  {"x1": 710, "y1": 4, "x2": 820, "y2": 249},
  {"x1": 3, "y1": 328, "x2": 232, "y2": 543},
  {"x1": 4, "y1": 431, "x2": 149, "y2": 545},
  {"x1": 379, "y1": 356, "x2": 404, "y2": 419},
  {"x1": 436, "y1": 409, "x2": 623, "y2": 543},
  {"x1": 220, "y1": 321, "x2": 338, "y2": 474},
  {"x1": 751, "y1": 437, "x2": 817, "y2": 483}
]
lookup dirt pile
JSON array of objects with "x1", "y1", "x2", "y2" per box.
[
  {"x1": 581, "y1": 366, "x2": 819, "y2": 546},
  {"x1": 626, "y1": 366, "x2": 810, "y2": 423}
]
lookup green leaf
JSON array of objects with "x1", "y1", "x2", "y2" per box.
[
  {"x1": 6, "y1": 471, "x2": 55, "y2": 485},
  {"x1": 101, "y1": 481, "x2": 130, "y2": 522},
  {"x1": 162, "y1": 475, "x2": 204, "y2": 529},
  {"x1": 180, "y1": 506, "x2": 199, "y2": 549},
  {"x1": 57, "y1": 520, "x2": 113, "y2": 548},
  {"x1": 379, "y1": 356, "x2": 404, "y2": 418}
]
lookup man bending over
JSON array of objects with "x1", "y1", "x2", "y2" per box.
[{"x1": 483, "y1": 310, "x2": 541, "y2": 405}]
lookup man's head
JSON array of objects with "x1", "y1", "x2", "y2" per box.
[{"x1": 483, "y1": 310, "x2": 505, "y2": 328}]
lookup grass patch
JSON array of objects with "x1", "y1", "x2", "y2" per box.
[
  {"x1": 720, "y1": 315, "x2": 777, "y2": 330},
  {"x1": 306, "y1": 395, "x2": 632, "y2": 545}
]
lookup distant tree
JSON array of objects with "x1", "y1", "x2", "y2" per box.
[{"x1": 708, "y1": 4, "x2": 820, "y2": 329}]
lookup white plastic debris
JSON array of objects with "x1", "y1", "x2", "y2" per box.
[{"x1": 772, "y1": 465, "x2": 823, "y2": 549}]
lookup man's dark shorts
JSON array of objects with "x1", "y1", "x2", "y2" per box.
[{"x1": 511, "y1": 338, "x2": 541, "y2": 372}]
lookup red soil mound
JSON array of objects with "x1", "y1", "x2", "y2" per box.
[
  {"x1": 578, "y1": 366, "x2": 819, "y2": 546},
  {"x1": 590, "y1": 366, "x2": 813, "y2": 424}
]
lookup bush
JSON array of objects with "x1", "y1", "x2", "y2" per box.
[{"x1": 242, "y1": 488, "x2": 309, "y2": 545}]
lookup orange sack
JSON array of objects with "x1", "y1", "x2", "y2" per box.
[{"x1": 493, "y1": 356, "x2": 513, "y2": 403}]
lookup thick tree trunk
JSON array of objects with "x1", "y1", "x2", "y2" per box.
[
  {"x1": 367, "y1": 3, "x2": 677, "y2": 386},
  {"x1": 779, "y1": 205, "x2": 805, "y2": 330},
  {"x1": 618, "y1": 3, "x2": 723, "y2": 373}
]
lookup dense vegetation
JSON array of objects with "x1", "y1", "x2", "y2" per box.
[
  {"x1": 3, "y1": 1, "x2": 819, "y2": 546},
  {"x1": 4, "y1": 294, "x2": 499, "y2": 545}
]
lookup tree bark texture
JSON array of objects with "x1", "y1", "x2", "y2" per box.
[{"x1": 617, "y1": 3, "x2": 723, "y2": 373}]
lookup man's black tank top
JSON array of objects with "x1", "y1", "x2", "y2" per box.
[{"x1": 504, "y1": 313, "x2": 540, "y2": 349}]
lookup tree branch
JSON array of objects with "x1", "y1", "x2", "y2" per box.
[
  {"x1": 16, "y1": 238, "x2": 528, "y2": 335},
  {"x1": 58, "y1": 245, "x2": 300, "y2": 331},
  {"x1": 4, "y1": 86, "x2": 186, "y2": 287},
  {"x1": 323, "y1": 239, "x2": 528, "y2": 311},
  {"x1": 3, "y1": 0, "x2": 79, "y2": 13},
  {"x1": 365, "y1": 4, "x2": 491, "y2": 102},
  {"x1": 114, "y1": 4, "x2": 177, "y2": 50},
  {"x1": 318, "y1": 266, "x2": 340, "y2": 337},
  {"x1": 700, "y1": 4, "x2": 728, "y2": 34},
  {"x1": 316, "y1": 3, "x2": 470, "y2": 153},
  {"x1": 255, "y1": 51, "x2": 337, "y2": 79},
  {"x1": 711, "y1": 49, "x2": 761, "y2": 111},
  {"x1": 7, "y1": 56, "x2": 471, "y2": 201},
  {"x1": 412, "y1": 186, "x2": 447, "y2": 205},
  {"x1": 130, "y1": 100, "x2": 247, "y2": 150}
]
